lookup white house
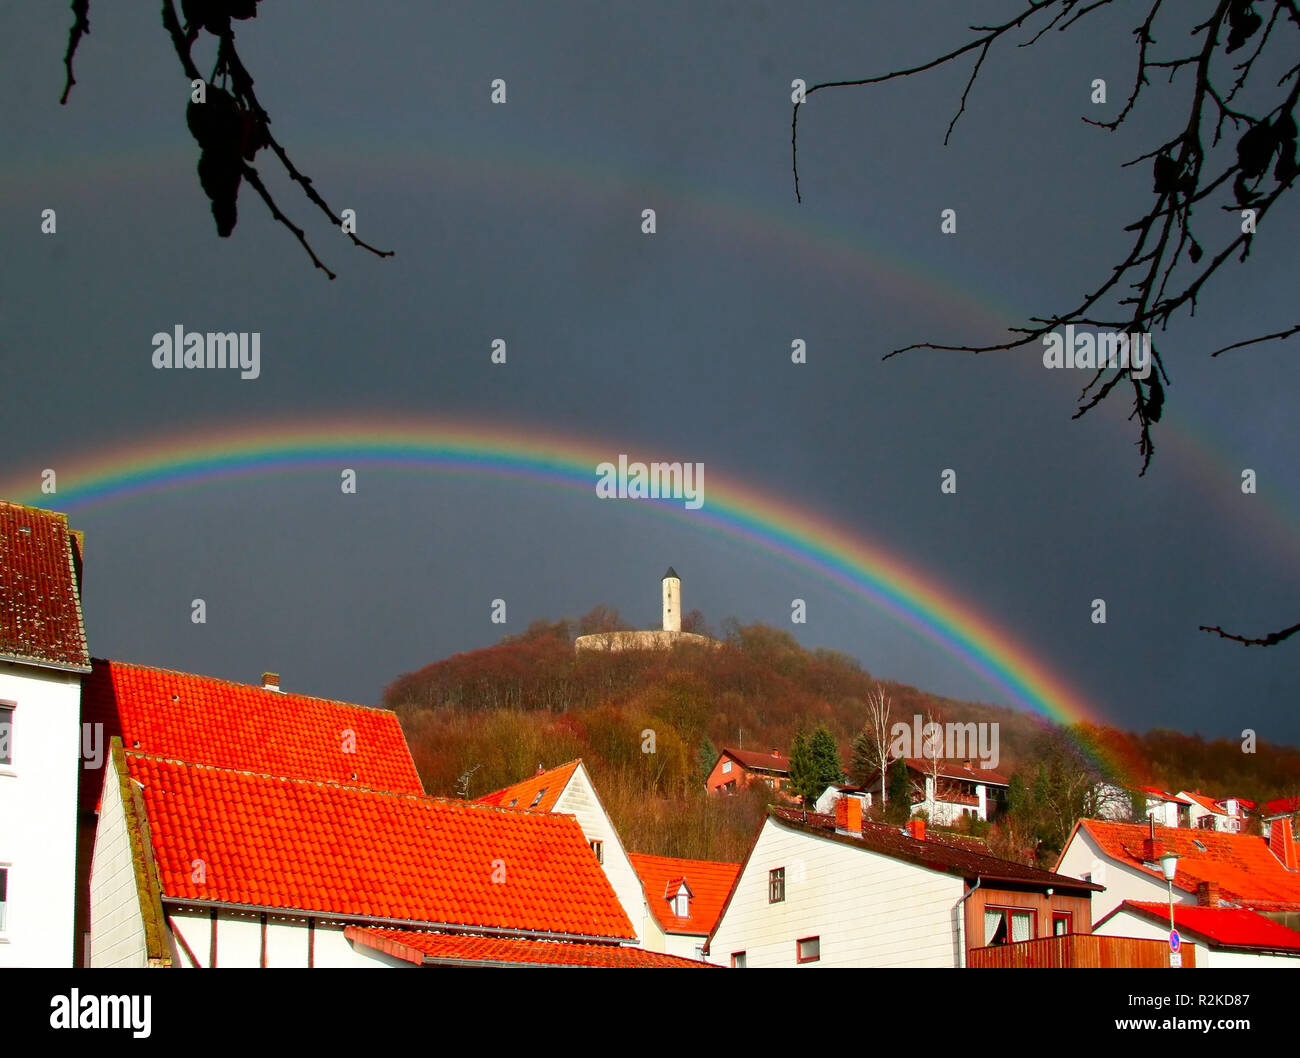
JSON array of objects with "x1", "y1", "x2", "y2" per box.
[
  {"x1": 1178, "y1": 790, "x2": 1253, "y2": 833},
  {"x1": 1055, "y1": 817, "x2": 1300, "y2": 925},
  {"x1": 863, "y1": 758, "x2": 1009, "y2": 825},
  {"x1": 1137, "y1": 786, "x2": 1193, "y2": 828},
  {"x1": 813, "y1": 783, "x2": 871, "y2": 815},
  {"x1": 475, "y1": 759, "x2": 657, "y2": 949},
  {"x1": 0, "y1": 502, "x2": 91, "y2": 968},
  {"x1": 705, "y1": 801, "x2": 1098, "y2": 967},
  {"x1": 1095, "y1": 901, "x2": 1300, "y2": 968}
]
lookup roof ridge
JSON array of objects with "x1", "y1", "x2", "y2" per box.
[{"x1": 94, "y1": 656, "x2": 399, "y2": 717}]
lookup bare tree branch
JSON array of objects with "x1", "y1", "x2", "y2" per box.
[
  {"x1": 59, "y1": 0, "x2": 91, "y2": 106},
  {"x1": 1199, "y1": 620, "x2": 1300, "y2": 645}
]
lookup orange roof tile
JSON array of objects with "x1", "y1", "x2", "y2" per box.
[
  {"x1": 1077, "y1": 819, "x2": 1300, "y2": 911},
  {"x1": 345, "y1": 927, "x2": 715, "y2": 967},
  {"x1": 476, "y1": 760, "x2": 581, "y2": 812},
  {"x1": 0, "y1": 502, "x2": 89, "y2": 671},
  {"x1": 80, "y1": 659, "x2": 423, "y2": 815},
  {"x1": 125, "y1": 751, "x2": 635, "y2": 939},
  {"x1": 1110, "y1": 901, "x2": 1300, "y2": 952},
  {"x1": 628, "y1": 853, "x2": 741, "y2": 936}
]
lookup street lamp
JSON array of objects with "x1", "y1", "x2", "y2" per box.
[{"x1": 1158, "y1": 851, "x2": 1179, "y2": 932}]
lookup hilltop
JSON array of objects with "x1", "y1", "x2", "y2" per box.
[{"x1": 384, "y1": 614, "x2": 1300, "y2": 863}]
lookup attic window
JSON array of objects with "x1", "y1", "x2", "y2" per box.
[
  {"x1": 1193, "y1": 839, "x2": 1207, "y2": 851},
  {"x1": 673, "y1": 888, "x2": 690, "y2": 917},
  {"x1": 721, "y1": 760, "x2": 732, "y2": 774},
  {"x1": 507, "y1": 798, "x2": 517, "y2": 808},
  {"x1": 529, "y1": 788, "x2": 548, "y2": 809},
  {"x1": 769, "y1": 867, "x2": 785, "y2": 904},
  {"x1": 590, "y1": 840, "x2": 604, "y2": 864}
]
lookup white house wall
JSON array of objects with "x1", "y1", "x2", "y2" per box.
[
  {"x1": 709, "y1": 819, "x2": 965, "y2": 967},
  {"x1": 167, "y1": 910, "x2": 409, "y2": 968},
  {"x1": 1056, "y1": 828, "x2": 1183, "y2": 923},
  {"x1": 0, "y1": 664, "x2": 82, "y2": 967},
  {"x1": 554, "y1": 765, "x2": 653, "y2": 948},
  {"x1": 88, "y1": 751, "x2": 148, "y2": 968}
]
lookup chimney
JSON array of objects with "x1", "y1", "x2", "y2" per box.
[
  {"x1": 1271, "y1": 818, "x2": 1298, "y2": 871},
  {"x1": 1142, "y1": 837, "x2": 1163, "y2": 863},
  {"x1": 261, "y1": 672, "x2": 281, "y2": 692},
  {"x1": 962, "y1": 760, "x2": 973, "y2": 772},
  {"x1": 1196, "y1": 881, "x2": 1220, "y2": 907},
  {"x1": 536, "y1": 763, "x2": 545, "y2": 775},
  {"x1": 906, "y1": 818, "x2": 926, "y2": 842},
  {"x1": 835, "y1": 796, "x2": 862, "y2": 835}
]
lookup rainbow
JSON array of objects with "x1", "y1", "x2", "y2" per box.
[{"x1": 1, "y1": 415, "x2": 1147, "y2": 779}]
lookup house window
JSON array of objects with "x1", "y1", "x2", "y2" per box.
[
  {"x1": 529, "y1": 788, "x2": 548, "y2": 809},
  {"x1": 1197, "y1": 815, "x2": 1215, "y2": 830},
  {"x1": 0, "y1": 703, "x2": 13, "y2": 767},
  {"x1": 796, "y1": 936, "x2": 820, "y2": 963},
  {"x1": 721, "y1": 760, "x2": 733, "y2": 774},
  {"x1": 731, "y1": 951, "x2": 747, "y2": 968},
  {"x1": 0, "y1": 866, "x2": 7, "y2": 933},
  {"x1": 769, "y1": 867, "x2": 785, "y2": 903},
  {"x1": 590, "y1": 840, "x2": 604, "y2": 864},
  {"x1": 983, "y1": 906, "x2": 1036, "y2": 946},
  {"x1": 1052, "y1": 912, "x2": 1072, "y2": 936}
]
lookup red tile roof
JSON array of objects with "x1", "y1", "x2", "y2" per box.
[
  {"x1": 770, "y1": 808, "x2": 1099, "y2": 890},
  {"x1": 0, "y1": 502, "x2": 89, "y2": 671},
  {"x1": 125, "y1": 750, "x2": 636, "y2": 939},
  {"x1": 900, "y1": 758, "x2": 1008, "y2": 786},
  {"x1": 721, "y1": 747, "x2": 789, "y2": 773},
  {"x1": 475, "y1": 760, "x2": 581, "y2": 812},
  {"x1": 628, "y1": 853, "x2": 741, "y2": 936},
  {"x1": 1265, "y1": 796, "x2": 1300, "y2": 818},
  {"x1": 1073, "y1": 820, "x2": 1300, "y2": 911},
  {"x1": 1138, "y1": 785, "x2": 1192, "y2": 805},
  {"x1": 345, "y1": 927, "x2": 714, "y2": 967},
  {"x1": 1179, "y1": 790, "x2": 1252, "y2": 815},
  {"x1": 80, "y1": 659, "x2": 422, "y2": 815},
  {"x1": 1111, "y1": 901, "x2": 1300, "y2": 953}
]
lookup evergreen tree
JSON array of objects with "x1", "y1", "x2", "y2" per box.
[
  {"x1": 885, "y1": 758, "x2": 913, "y2": 824},
  {"x1": 695, "y1": 736, "x2": 718, "y2": 786},
  {"x1": 803, "y1": 725, "x2": 843, "y2": 808},
  {"x1": 787, "y1": 730, "x2": 814, "y2": 805}
]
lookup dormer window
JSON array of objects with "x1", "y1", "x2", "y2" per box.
[
  {"x1": 529, "y1": 788, "x2": 547, "y2": 809},
  {"x1": 667, "y1": 879, "x2": 692, "y2": 918}
]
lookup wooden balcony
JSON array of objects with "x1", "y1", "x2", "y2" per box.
[{"x1": 968, "y1": 934, "x2": 1194, "y2": 968}]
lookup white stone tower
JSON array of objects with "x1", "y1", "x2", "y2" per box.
[{"x1": 662, "y1": 567, "x2": 681, "y2": 632}]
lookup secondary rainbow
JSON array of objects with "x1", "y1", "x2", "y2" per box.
[{"x1": 3, "y1": 415, "x2": 1125, "y2": 755}]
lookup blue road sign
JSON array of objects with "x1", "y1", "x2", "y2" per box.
[{"x1": 1170, "y1": 929, "x2": 1181, "y2": 952}]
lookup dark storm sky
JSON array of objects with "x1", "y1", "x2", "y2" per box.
[{"x1": 3, "y1": 3, "x2": 1297, "y2": 745}]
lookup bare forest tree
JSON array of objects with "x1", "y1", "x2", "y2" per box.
[
  {"x1": 863, "y1": 684, "x2": 894, "y2": 807},
  {"x1": 791, "y1": 0, "x2": 1299, "y2": 646}
]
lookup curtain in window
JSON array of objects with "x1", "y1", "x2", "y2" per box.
[
  {"x1": 1011, "y1": 911, "x2": 1033, "y2": 943},
  {"x1": 984, "y1": 910, "x2": 1003, "y2": 945}
]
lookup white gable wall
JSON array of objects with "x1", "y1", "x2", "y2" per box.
[
  {"x1": 709, "y1": 819, "x2": 965, "y2": 967},
  {"x1": 0, "y1": 663, "x2": 82, "y2": 967},
  {"x1": 88, "y1": 750, "x2": 149, "y2": 967},
  {"x1": 554, "y1": 763, "x2": 654, "y2": 947},
  {"x1": 1056, "y1": 827, "x2": 1188, "y2": 923}
]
